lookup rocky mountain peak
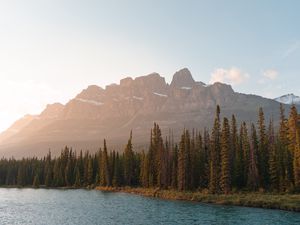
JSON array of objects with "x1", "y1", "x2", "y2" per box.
[
  {"x1": 120, "y1": 77, "x2": 133, "y2": 87},
  {"x1": 76, "y1": 85, "x2": 104, "y2": 100},
  {"x1": 209, "y1": 82, "x2": 234, "y2": 94},
  {"x1": 170, "y1": 68, "x2": 195, "y2": 88},
  {"x1": 134, "y1": 73, "x2": 167, "y2": 92}
]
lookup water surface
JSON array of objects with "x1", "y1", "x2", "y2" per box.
[{"x1": 0, "y1": 188, "x2": 299, "y2": 225}]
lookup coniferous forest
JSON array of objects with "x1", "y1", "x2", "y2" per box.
[{"x1": 1, "y1": 104, "x2": 300, "y2": 194}]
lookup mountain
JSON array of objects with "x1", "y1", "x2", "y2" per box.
[
  {"x1": 274, "y1": 94, "x2": 300, "y2": 105},
  {"x1": 0, "y1": 68, "x2": 297, "y2": 158}
]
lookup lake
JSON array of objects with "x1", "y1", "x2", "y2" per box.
[{"x1": 0, "y1": 188, "x2": 299, "y2": 225}]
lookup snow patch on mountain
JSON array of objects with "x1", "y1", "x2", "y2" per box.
[
  {"x1": 153, "y1": 92, "x2": 168, "y2": 97},
  {"x1": 274, "y1": 94, "x2": 300, "y2": 105},
  {"x1": 181, "y1": 87, "x2": 192, "y2": 90},
  {"x1": 133, "y1": 96, "x2": 144, "y2": 100},
  {"x1": 75, "y1": 98, "x2": 104, "y2": 106}
]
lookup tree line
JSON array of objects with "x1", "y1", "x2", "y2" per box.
[{"x1": 0, "y1": 104, "x2": 300, "y2": 194}]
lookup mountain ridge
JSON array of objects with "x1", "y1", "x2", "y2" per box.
[{"x1": 0, "y1": 68, "x2": 297, "y2": 158}]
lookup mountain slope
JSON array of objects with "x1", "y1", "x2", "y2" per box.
[{"x1": 0, "y1": 68, "x2": 296, "y2": 158}]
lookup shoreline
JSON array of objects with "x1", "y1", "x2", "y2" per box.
[
  {"x1": 95, "y1": 186, "x2": 300, "y2": 212},
  {"x1": 1, "y1": 185, "x2": 299, "y2": 212}
]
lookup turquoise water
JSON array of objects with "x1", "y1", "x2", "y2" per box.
[{"x1": 0, "y1": 189, "x2": 299, "y2": 225}]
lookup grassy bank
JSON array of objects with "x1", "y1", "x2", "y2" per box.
[{"x1": 95, "y1": 186, "x2": 300, "y2": 212}]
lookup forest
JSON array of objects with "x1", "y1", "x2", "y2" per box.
[{"x1": 0, "y1": 104, "x2": 300, "y2": 194}]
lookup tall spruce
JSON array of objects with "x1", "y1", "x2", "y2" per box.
[
  {"x1": 209, "y1": 105, "x2": 221, "y2": 194},
  {"x1": 178, "y1": 130, "x2": 190, "y2": 191},
  {"x1": 268, "y1": 119, "x2": 279, "y2": 191},
  {"x1": 100, "y1": 139, "x2": 110, "y2": 186},
  {"x1": 257, "y1": 107, "x2": 269, "y2": 189},
  {"x1": 248, "y1": 123, "x2": 259, "y2": 190},
  {"x1": 220, "y1": 117, "x2": 231, "y2": 194},
  {"x1": 294, "y1": 130, "x2": 300, "y2": 190},
  {"x1": 278, "y1": 104, "x2": 292, "y2": 190},
  {"x1": 124, "y1": 131, "x2": 134, "y2": 186},
  {"x1": 231, "y1": 115, "x2": 239, "y2": 188}
]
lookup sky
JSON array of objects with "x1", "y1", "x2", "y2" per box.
[{"x1": 0, "y1": 0, "x2": 299, "y2": 132}]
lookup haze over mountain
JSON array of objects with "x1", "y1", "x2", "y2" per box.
[{"x1": 0, "y1": 68, "x2": 296, "y2": 158}]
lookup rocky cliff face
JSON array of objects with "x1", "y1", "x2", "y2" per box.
[{"x1": 0, "y1": 68, "x2": 294, "y2": 158}]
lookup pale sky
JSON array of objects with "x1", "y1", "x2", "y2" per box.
[{"x1": 0, "y1": 0, "x2": 299, "y2": 132}]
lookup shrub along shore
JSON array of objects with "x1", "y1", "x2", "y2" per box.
[{"x1": 95, "y1": 186, "x2": 300, "y2": 212}]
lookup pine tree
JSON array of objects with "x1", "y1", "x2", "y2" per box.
[
  {"x1": 241, "y1": 122, "x2": 250, "y2": 187},
  {"x1": 147, "y1": 129, "x2": 155, "y2": 187},
  {"x1": 100, "y1": 139, "x2": 110, "y2": 186},
  {"x1": 17, "y1": 162, "x2": 25, "y2": 186},
  {"x1": 74, "y1": 163, "x2": 81, "y2": 187},
  {"x1": 171, "y1": 145, "x2": 178, "y2": 189},
  {"x1": 201, "y1": 128, "x2": 210, "y2": 189},
  {"x1": 209, "y1": 105, "x2": 221, "y2": 194},
  {"x1": 124, "y1": 131, "x2": 134, "y2": 186},
  {"x1": 234, "y1": 124, "x2": 245, "y2": 189},
  {"x1": 64, "y1": 159, "x2": 72, "y2": 186},
  {"x1": 220, "y1": 117, "x2": 231, "y2": 194},
  {"x1": 247, "y1": 123, "x2": 259, "y2": 190},
  {"x1": 231, "y1": 115, "x2": 239, "y2": 188},
  {"x1": 257, "y1": 107, "x2": 269, "y2": 189},
  {"x1": 178, "y1": 130, "x2": 190, "y2": 191},
  {"x1": 44, "y1": 150, "x2": 52, "y2": 187},
  {"x1": 293, "y1": 130, "x2": 300, "y2": 190},
  {"x1": 87, "y1": 156, "x2": 93, "y2": 185},
  {"x1": 278, "y1": 104, "x2": 291, "y2": 190},
  {"x1": 45, "y1": 167, "x2": 52, "y2": 187},
  {"x1": 268, "y1": 119, "x2": 279, "y2": 191},
  {"x1": 154, "y1": 123, "x2": 166, "y2": 188},
  {"x1": 140, "y1": 151, "x2": 149, "y2": 188},
  {"x1": 288, "y1": 105, "x2": 298, "y2": 187},
  {"x1": 198, "y1": 131, "x2": 207, "y2": 189}
]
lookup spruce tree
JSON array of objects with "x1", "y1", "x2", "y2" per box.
[
  {"x1": 64, "y1": 159, "x2": 72, "y2": 186},
  {"x1": 112, "y1": 153, "x2": 121, "y2": 187},
  {"x1": 220, "y1": 117, "x2": 231, "y2": 194},
  {"x1": 268, "y1": 119, "x2": 279, "y2": 191},
  {"x1": 288, "y1": 105, "x2": 298, "y2": 187},
  {"x1": 74, "y1": 163, "x2": 81, "y2": 187},
  {"x1": 87, "y1": 156, "x2": 93, "y2": 185},
  {"x1": 257, "y1": 107, "x2": 269, "y2": 189},
  {"x1": 248, "y1": 123, "x2": 259, "y2": 190},
  {"x1": 124, "y1": 131, "x2": 134, "y2": 186},
  {"x1": 100, "y1": 139, "x2": 110, "y2": 186},
  {"x1": 17, "y1": 162, "x2": 25, "y2": 186},
  {"x1": 140, "y1": 151, "x2": 149, "y2": 187},
  {"x1": 241, "y1": 122, "x2": 250, "y2": 187},
  {"x1": 171, "y1": 144, "x2": 178, "y2": 189},
  {"x1": 147, "y1": 129, "x2": 155, "y2": 187},
  {"x1": 293, "y1": 130, "x2": 300, "y2": 190},
  {"x1": 278, "y1": 104, "x2": 291, "y2": 190},
  {"x1": 209, "y1": 105, "x2": 221, "y2": 194},
  {"x1": 231, "y1": 115, "x2": 239, "y2": 188},
  {"x1": 178, "y1": 130, "x2": 189, "y2": 191}
]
